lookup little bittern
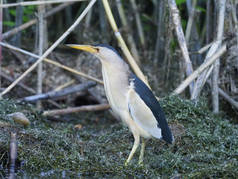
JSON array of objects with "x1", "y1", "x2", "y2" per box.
[{"x1": 68, "y1": 44, "x2": 173, "y2": 165}]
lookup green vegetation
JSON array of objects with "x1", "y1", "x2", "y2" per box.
[
  {"x1": 4, "y1": 6, "x2": 36, "y2": 27},
  {"x1": 0, "y1": 96, "x2": 237, "y2": 178}
]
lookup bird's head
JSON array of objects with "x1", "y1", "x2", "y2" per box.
[{"x1": 67, "y1": 44, "x2": 123, "y2": 65}]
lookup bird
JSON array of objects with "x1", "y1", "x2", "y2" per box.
[{"x1": 67, "y1": 44, "x2": 174, "y2": 165}]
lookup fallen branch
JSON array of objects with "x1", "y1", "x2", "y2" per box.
[
  {"x1": 21, "y1": 82, "x2": 96, "y2": 102},
  {"x1": 172, "y1": 44, "x2": 226, "y2": 95},
  {"x1": 0, "y1": 0, "x2": 97, "y2": 99},
  {"x1": 43, "y1": 104, "x2": 110, "y2": 116},
  {"x1": 2, "y1": 2, "x2": 75, "y2": 39},
  {"x1": 0, "y1": 42, "x2": 103, "y2": 85},
  {"x1": 0, "y1": 0, "x2": 86, "y2": 8}
]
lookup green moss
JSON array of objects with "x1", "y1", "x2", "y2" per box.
[{"x1": 0, "y1": 96, "x2": 237, "y2": 178}]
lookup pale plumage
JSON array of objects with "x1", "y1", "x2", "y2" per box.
[{"x1": 68, "y1": 44, "x2": 174, "y2": 165}]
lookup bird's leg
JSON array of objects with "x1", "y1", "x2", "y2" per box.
[
  {"x1": 138, "y1": 138, "x2": 146, "y2": 165},
  {"x1": 125, "y1": 134, "x2": 140, "y2": 166}
]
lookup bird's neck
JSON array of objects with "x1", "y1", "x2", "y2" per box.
[{"x1": 101, "y1": 61, "x2": 130, "y2": 112}]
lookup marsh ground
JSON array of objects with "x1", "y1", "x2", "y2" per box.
[{"x1": 0, "y1": 96, "x2": 237, "y2": 178}]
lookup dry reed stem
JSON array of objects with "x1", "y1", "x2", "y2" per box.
[
  {"x1": 44, "y1": 58, "x2": 103, "y2": 84},
  {"x1": 168, "y1": 0, "x2": 194, "y2": 95},
  {"x1": 102, "y1": 0, "x2": 149, "y2": 86},
  {"x1": 37, "y1": 1, "x2": 46, "y2": 108},
  {"x1": 173, "y1": 44, "x2": 226, "y2": 95},
  {"x1": 192, "y1": 2, "x2": 226, "y2": 102},
  {"x1": 0, "y1": 0, "x2": 2, "y2": 88},
  {"x1": 212, "y1": 0, "x2": 226, "y2": 113},
  {"x1": 0, "y1": 0, "x2": 97, "y2": 98},
  {"x1": 231, "y1": 0, "x2": 238, "y2": 46},
  {"x1": 185, "y1": 0, "x2": 197, "y2": 42},
  {"x1": 129, "y1": 0, "x2": 145, "y2": 47},
  {"x1": 0, "y1": 42, "x2": 103, "y2": 85},
  {"x1": 0, "y1": 0, "x2": 86, "y2": 8},
  {"x1": 116, "y1": 0, "x2": 140, "y2": 64},
  {"x1": 192, "y1": 42, "x2": 220, "y2": 99}
]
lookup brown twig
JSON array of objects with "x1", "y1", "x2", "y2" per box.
[
  {"x1": 0, "y1": 0, "x2": 97, "y2": 98},
  {"x1": 43, "y1": 104, "x2": 110, "y2": 116}
]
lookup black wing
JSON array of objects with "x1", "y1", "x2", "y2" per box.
[{"x1": 129, "y1": 74, "x2": 173, "y2": 144}]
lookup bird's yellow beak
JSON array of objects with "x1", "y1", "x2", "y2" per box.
[{"x1": 67, "y1": 44, "x2": 98, "y2": 54}]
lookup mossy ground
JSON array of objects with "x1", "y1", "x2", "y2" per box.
[{"x1": 0, "y1": 96, "x2": 237, "y2": 178}]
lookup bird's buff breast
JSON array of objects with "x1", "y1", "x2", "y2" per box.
[
  {"x1": 101, "y1": 66, "x2": 128, "y2": 115},
  {"x1": 101, "y1": 66, "x2": 151, "y2": 138}
]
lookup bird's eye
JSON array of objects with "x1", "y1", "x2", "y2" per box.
[{"x1": 95, "y1": 48, "x2": 100, "y2": 52}]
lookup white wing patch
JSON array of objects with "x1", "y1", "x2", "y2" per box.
[{"x1": 127, "y1": 82, "x2": 162, "y2": 139}]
